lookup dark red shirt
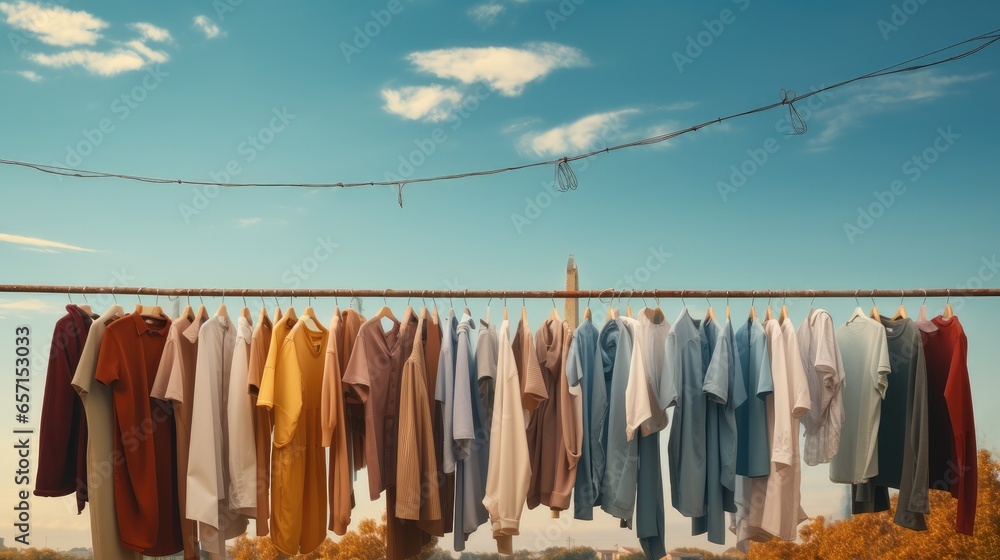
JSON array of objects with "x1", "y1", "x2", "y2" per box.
[
  {"x1": 95, "y1": 312, "x2": 183, "y2": 555},
  {"x1": 922, "y1": 315, "x2": 977, "y2": 535},
  {"x1": 35, "y1": 305, "x2": 93, "y2": 512}
]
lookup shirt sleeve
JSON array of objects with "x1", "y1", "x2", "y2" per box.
[
  {"x1": 907, "y1": 336, "x2": 930, "y2": 516},
  {"x1": 703, "y1": 333, "x2": 730, "y2": 404},
  {"x1": 227, "y1": 337, "x2": 257, "y2": 512},
  {"x1": 271, "y1": 338, "x2": 303, "y2": 449},
  {"x1": 624, "y1": 333, "x2": 652, "y2": 441},
  {"x1": 71, "y1": 324, "x2": 99, "y2": 396},
  {"x1": 945, "y1": 330, "x2": 977, "y2": 535},
  {"x1": 786, "y1": 329, "x2": 812, "y2": 420},
  {"x1": 94, "y1": 327, "x2": 121, "y2": 387},
  {"x1": 395, "y1": 359, "x2": 442, "y2": 523},
  {"x1": 729, "y1": 332, "x2": 748, "y2": 413},
  {"x1": 814, "y1": 314, "x2": 843, "y2": 414},
  {"x1": 872, "y1": 328, "x2": 891, "y2": 399},
  {"x1": 341, "y1": 336, "x2": 371, "y2": 403},
  {"x1": 453, "y1": 332, "x2": 475, "y2": 461},
  {"x1": 35, "y1": 320, "x2": 77, "y2": 496},
  {"x1": 187, "y1": 330, "x2": 222, "y2": 530},
  {"x1": 149, "y1": 338, "x2": 175, "y2": 401},
  {"x1": 756, "y1": 335, "x2": 774, "y2": 399},
  {"x1": 321, "y1": 325, "x2": 341, "y2": 447}
]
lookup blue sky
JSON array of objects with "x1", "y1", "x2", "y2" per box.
[{"x1": 1, "y1": 0, "x2": 999, "y2": 554}]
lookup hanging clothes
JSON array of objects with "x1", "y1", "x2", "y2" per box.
[
  {"x1": 513, "y1": 307, "x2": 548, "y2": 413},
  {"x1": 95, "y1": 312, "x2": 184, "y2": 556},
  {"x1": 187, "y1": 313, "x2": 250, "y2": 556},
  {"x1": 71, "y1": 306, "x2": 141, "y2": 560},
  {"x1": 830, "y1": 311, "x2": 890, "y2": 486},
  {"x1": 624, "y1": 312, "x2": 671, "y2": 441},
  {"x1": 340, "y1": 308, "x2": 368, "y2": 479},
  {"x1": 453, "y1": 311, "x2": 490, "y2": 550},
  {"x1": 422, "y1": 309, "x2": 453, "y2": 538},
  {"x1": 257, "y1": 317, "x2": 329, "y2": 555},
  {"x1": 149, "y1": 307, "x2": 205, "y2": 560},
  {"x1": 733, "y1": 317, "x2": 773, "y2": 478},
  {"x1": 476, "y1": 318, "x2": 498, "y2": 436},
  {"x1": 246, "y1": 306, "x2": 279, "y2": 537},
  {"x1": 227, "y1": 310, "x2": 262, "y2": 520},
  {"x1": 321, "y1": 308, "x2": 353, "y2": 535},
  {"x1": 527, "y1": 314, "x2": 578, "y2": 512},
  {"x1": 695, "y1": 317, "x2": 747, "y2": 545},
  {"x1": 599, "y1": 316, "x2": 639, "y2": 526},
  {"x1": 483, "y1": 317, "x2": 531, "y2": 555},
  {"x1": 567, "y1": 317, "x2": 607, "y2": 520},
  {"x1": 922, "y1": 314, "x2": 977, "y2": 535},
  {"x1": 851, "y1": 316, "x2": 929, "y2": 531},
  {"x1": 36, "y1": 304, "x2": 93, "y2": 512},
  {"x1": 797, "y1": 309, "x2": 847, "y2": 467}
]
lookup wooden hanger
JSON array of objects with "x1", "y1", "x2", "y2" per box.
[
  {"x1": 375, "y1": 290, "x2": 399, "y2": 324},
  {"x1": 549, "y1": 297, "x2": 561, "y2": 321},
  {"x1": 892, "y1": 290, "x2": 907, "y2": 320},
  {"x1": 943, "y1": 289, "x2": 954, "y2": 319},
  {"x1": 705, "y1": 297, "x2": 716, "y2": 322},
  {"x1": 779, "y1": 304, "x2": 789, "y2": 323},
  {"x1": 584, "y1": 294, "x2": 592, "y2": 320},
  {"x1": 625, "y1": 289, "x2": 635, "y2": 319},
  {"x1": 764, "y1": 305, "x2": 774, "y2": 321},
  {"x1": 462, "y1": 290, "x2": 472, "y2": 317},
  {"x1": 214, "y1": 289, "x2": 228, "y2": 318},
  {"x1": 748, "y1": 293, "x2": 757, "y2": 322},
  {"x1": 134, "y1": 289, "x2": 164, "y2": 318},
  {"x1": 239, "y1": 291, "x2": 252, "y2": 323},
  {"x1": 725, "y1": 291, "x2": 731, "y2": 321},
  {"x1": 503, "y1": 293, "x2": 509, "y2": 321},
  {"x1": 869, "y1": 293, "x2": 880, "y2": 321}
]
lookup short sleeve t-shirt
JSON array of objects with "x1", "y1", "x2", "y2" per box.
[
  {"x1": 797, "y1": 309, "x2": 847, "y2": 467},
  {"x1": 831, "y1": 311, "x2": 890, "y2": 484},
  {"x1": 734, "y1": 318, "x2": 774, "y2": 478}
]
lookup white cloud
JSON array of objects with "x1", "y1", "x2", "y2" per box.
[
  {"x1": 807, "y1": 70, "x2": 991, "y2": 151},
  {"x1": 128, "y1": 22, "x2": 171, "y2": 42},
  {"x1": 406, "y1": 42, "x2": 588, "y2": 96},
  {"x1": 0, "y1": 233, "x2": 95, "y2": 252},
  {"x1": 518, "y1": 109, "x2": 639, "y2": 157},
  {"x1": 236, "y1": 217, "x2": 262, "y2": 227},
  {"x1": 125, "y1": 40, "x2": 169, "y2": 63},
  {"x1": 0, "y1": 298, "x2": 64, "y2": 314},
  {"x1": 29, "y1": 48, "x2": 147, "y2": 76},
  {"x1": 381, "y1": 84, "x2": 464, "y2": 122},
  {"x1": 17, "y1": 69, "x2": 41, "y2": 81},
  {"x1": 468, "y1": 3, "x2": 505, "y2": 26},
  {"x1": 0, "y1": 0, "x2": 106, "y2": 46},
  {"x1": 192, "y1": 15, "x2": 222, "y2": 39},
  {"x1": 661, "y1": 101, "x2": 699, "y2": 112}
]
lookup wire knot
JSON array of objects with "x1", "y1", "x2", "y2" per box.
[
  {"x1": 555, "y1": 158, "x2": 578, "y2": 192},
  {"x1": 779, "y1": 89, "x2": 808, "y2": 135},
  {"x1": 396, "y1": 182, "x2": 405, "y2": 208}
]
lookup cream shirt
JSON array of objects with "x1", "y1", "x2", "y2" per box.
[{"x1": 227, "y1": 312, "x2": 257, "y2": 515}]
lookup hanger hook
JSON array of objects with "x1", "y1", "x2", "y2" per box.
[
  {"x1": 809, "y1": 289, "x2": 816, "y2": 306},
  {"x1": 586, "y1": 291, "x2": 591, "y2": 309},
  {"x1": 626, "y1": 289, "x2": 634, "y2": 308},
  {"x1": 242, "y1": 290, "x2": 248, "y2": 308},
  {"x1": 486, "y1": 290, "x2": 494, "y2": 308},
  {"x1": 705, "y1": 296, "x2": 711, "y2": 309},
  {"x1": 750, "y1": 290, "x2": 755, "y2": 308},
  {"x1": 899, "y1": 289, "x2": 905, "y2": 307},
  {"x1": 641, "y1": 290, "x2": 649, "y2": 309},
  {"x1": 870, "y1": 289, "x2": 877, "y2": 307},
  {"x1": 921, "y1": 289, "x2": 928, "y2": 305},
  {"x1": 726, "y1": 291, "x2": 730, "y2": 308},
  {"x1": 111, "y1": 286, "x2": 118, "y2": 305},
  {"x1": 783, "y1": 290, "x2": 787, "y2": 305},
  {"x1": 855, "y1": 289, "x2": 861, "y2": 307},
  {"x1": 946, "y1": 288, "x2": 951, "y2": 305},
  {"x1": 137, "y1": 288, "x2": 144, "y2": 305},
  {"x1": 464, "y1": 289, "x2": 469, "y2": 308},
  {"x1": 383, "y1": 289, "x2": 390, "y2": 307},
  {"x1": 680, "y1": 289, "x2": 686, "y2": 307},
  {"x1": 551, "y1": 296, "x2": 557, "y2": 310},
  {"x1": 155, "y1": 288, "x2": 160, "y2": 307}
]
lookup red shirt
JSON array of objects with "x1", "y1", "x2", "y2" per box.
[
  {"x1": 35, "y1": 305, "x2": 92, "y2": 512},
  {"x1": 95, "y1": 313, "x2": 183, "y2": 555},
  {"x1": 922, "y1": 315, "x2": 977, "y2": 535}
]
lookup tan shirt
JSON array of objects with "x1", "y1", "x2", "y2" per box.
[
  {"x1": 247, "y1": 307, "x2": 278, "y2": 536},
  {"x1": 228, "y1": 310, "x2": 258, "y2": 516},
  {"x1": 150, "y1": 306, "x2": 207, "y2": 560},
  {"x1": 71, "y1": 307, "x2": 141, "y2": 560},
  {"x1": 483, "y1": 319, "x2": 531, "y2": 555},
  {"x1": 512, "y1": 308, "x2": 547, "y2": 413},
  {"x1": 321, "y1": 309, "x2": 352, "y2": 535}
]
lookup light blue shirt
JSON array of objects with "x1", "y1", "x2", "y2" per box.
[
  {"x1": 734, "y1": 317, "x2": 774, "y2": 478},
  {"x1": 599, "y1": 318, "x2": 639, "y2": 525},
  {"x1": 567, "y1": 318, "x2": 605, "y2": 520},
  {"x1": 453, "y1": 312, "x2": 488, "y2": 550}
]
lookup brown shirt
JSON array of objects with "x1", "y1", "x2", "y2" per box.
[
  {"x1": 527, "y1": 317, "x2": 578, "y2": 511},
  {"x1": 512, "y1": 308, "x2": 547, "y2": 412},
  {"x1": 150, "y1": 307, "x2": 206, "y2": 560},
  {"x1": 422, "y1": 312, "x2": 453, "y2": 536},
  {"x1": 339, "y1": 308, "x2": 367, "y2": 475},
  {"x1": 321, "y1": 309, "x2": 352, "y2": 535},
  {"x1": 36, "y1": 304, "x2": 92, "y2": 512},
  {"x1": 95, "y1": 312, "x2": 183, "y2": 556},
  {"x1": 247, "y1": 307, "x2": 277, "y2": 536}
]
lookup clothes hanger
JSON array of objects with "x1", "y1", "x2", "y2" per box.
[
  {"x1": 779, "y1": 291, "x2": 789, "y2": 323},
  {"x1": 705, "y1": 297, "x2": 716, "y2": 322},
  {"x1": 484, "y1": 292, "x2": 493, "y2": 326},
  {"x1": 943, "y1": 289, "x2": 954, "y2": 319},
  {"x1": 215, "y1": 288, "x2": 228, "y2": 318},
  {"x1": 134, "y1": 288, "x2": 165, "y2": 318},
  {"x1": 283, "y1": 292, "x2": 298, "y2": 323},
  {"x1": 503, "y1": 291, "x2": 509, "y2": 321},
  {"x1": 918, "y1": 289, "x2": 930, "y2": 322},
  {"x1": 725, "y1": 291, "x2": 731, "y2": 321},
  {"x1": 584, "y1": 292, "x2": 592, "y2": 320},
  {"x1": 549, "y1": 296, "x2": 561, "y2": 321},
  {"x1": 301, "y1": 291, "x2": 322, "y2": 331},
  {"x1": 625, "y1": 289, "x2": 634, "y2": 319},
  {"x1": 462, "y1": 290, "x2": 472, "y2": 317},
  {"x1": 892, "y1": 289, "x2": 908, "y2": 320},
  {"x1": 181, "y1": 292, "x2": 195, "y2": 322},
  {"x1": 375, "y1": 289, "x2": 400, "y2": 324},
  {"x1": 764, "y1": 293, "x2": 774, "y2": 321},
  {"x1": 869, "y1": 290, "x2": 880, "y2": 321},
  {"x1": 748, "y1": 291, "x2": 757, "y2": 322},
  {"x1": 69, "y1": 289, "x2": 94, "y2": 315},
  {"x1": 849, "y1": 290, "x2": 867, "y2": 322},
  {"x1": 601, "y1": 289, "x2": 616, "y2": 320},
  {"x1": 240, "y1": 290, "x2": 253, "y2": 323}
]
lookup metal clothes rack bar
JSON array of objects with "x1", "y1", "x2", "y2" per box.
[{"x1": 1, "y1": 285, "x2": 998, "y2": 299}]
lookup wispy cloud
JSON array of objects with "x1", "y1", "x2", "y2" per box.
[
  {"x1": 661, "y1": 101, "x2": 700, "y2": 112},
  {"x1": 192, "y1": 15, "x2": 222, "y2": 39},
  {"x1": 236, "y1": 217, "x2": 262, "y2": 227},
  {"x1": 128, "y1": 22, "x2": 171, "y2": 43},
  {"x1": 0, "y1": 233, "x2": 96, "y2": 252},
  {"x1": 406, "y1": 42, "x2": 588, "y2": 96},
  {"x1": 517, "y1": 109, "x2": 639, "y2": 157},
  {"x1": 0, "y1": 1, "x2": 106, "y2": 46},
  {"x1": 0, "y1": 298, "x2": 64, "y2": 314},
  {"x1": 468, "y1": 3, "x2": 505, "y2": 26},
  {"x1": 16, "y1": 69, "x2": 41, "y2": 81},
  {"x1": 125, "y1": 40, "x2": 169, "y2": 64},
  {"x1": 381, "y1": 84, "x2": 464, "y2": 122},
  {"x1": 30, "y1": 48, "x2": 148, "y2": 76},
  {"x1": 807, "y1": 70, "x2": 991, "y2": 151}
]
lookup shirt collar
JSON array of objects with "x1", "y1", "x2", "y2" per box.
[{"x1": 131, "y1": 311, "x2": 170, "y2": 337}]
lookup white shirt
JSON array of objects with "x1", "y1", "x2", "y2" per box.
[
  {"x1": 227, "y1": 312, "x2": 257, "y2": 515},
  {"x1": 797, "y1": 309, "x2": 847, "y2": 466},
  {"x1": 624, "y1": 312, "x2": 670, "y2": 439}
]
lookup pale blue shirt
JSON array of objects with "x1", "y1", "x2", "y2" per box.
[
  {"x1": 567, "y1": 318, "x2": 606, "y2": 520},
  {"x1": 734, "y1": 318, "x2": 774, "y2": 478}
]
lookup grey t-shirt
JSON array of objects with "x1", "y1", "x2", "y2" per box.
[
  {"x1": 852, "y1": 317, "x2": 930, "y2": 530},
  {"x1": 599, "y1": 317, "x2": 640, "y2": 525}
]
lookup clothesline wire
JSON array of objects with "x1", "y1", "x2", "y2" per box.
[
  {"x1": 0, "y1": 28, "x2": 998, "y2": 191},
  {"x1": 1, "y1": 285, "x2": 997, "y2": 300}
]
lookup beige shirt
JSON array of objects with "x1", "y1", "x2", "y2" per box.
[
  {"x1": 483, "y1": 319, "x2": 531, "y2": 555},
  {"x1": 71, "y1": 306, "x2": 141, "y2": 560},
  {"x1": 321, "y1": 309, "x2": 352, "y2": 535},
  {"x1": 228, "y1": 311, "x2": 258, "y2": 516},
  {"x1": 150, "y1": 306, "x2": 207, "y2": 560},
  {"x1": 186, "y1": 314, "x2": 249, "y2": 554}
]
